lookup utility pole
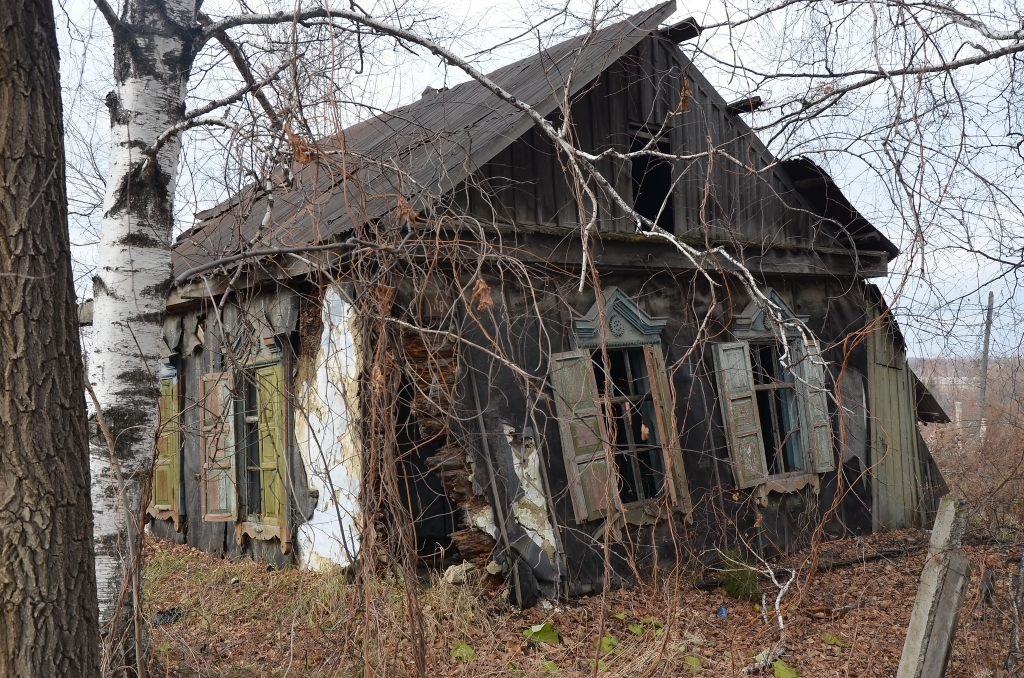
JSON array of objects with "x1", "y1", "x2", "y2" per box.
[{"x1": 978, "y1": 291, "x2": 994, "y2": 439}]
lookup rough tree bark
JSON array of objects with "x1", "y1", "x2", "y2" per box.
[
  {"x1": 89, "y1": 0, "x2": 196, "y2": 669},
  {"x1": 0, "y1": 0, "x2": 102, "y2": 673}
]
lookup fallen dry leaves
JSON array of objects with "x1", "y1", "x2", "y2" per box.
[{"x1": 143, "y1": 528, "x2": 1017, "y2": 677}]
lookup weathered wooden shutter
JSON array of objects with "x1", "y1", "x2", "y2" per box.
[
  {"x1": 643, "y1": 344, "x2": 692, "y2": 513},
  {"x1": 256, "y1": 363, "x2": 286, "y2": 526},
  {"x1": 712, "y1": 342, "x2": 768, "y2": 488},
  {"x1": 200, "y1": 372, "x2": 236, "y2": 521},
  {"x1": 151, "y1": 376, "x2": 180, "y2": 526},
  {"x1": 792, "y1": 337, "x2": 836, "y2": 473},
  {"x1": 549, "y1": 350, "x2": 619, "y2": 523}
]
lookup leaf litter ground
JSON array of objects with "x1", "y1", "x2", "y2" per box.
[{"x1": 144, "y1": 527, "x2": 1016, "y2": 676}]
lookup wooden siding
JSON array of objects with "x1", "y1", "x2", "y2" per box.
[
  {"x1": 867, "y1": 304, "x2": 924, "y2": 530},
  {"x1": 460, "y1": 35, "x2": 825, "y2": 249}
]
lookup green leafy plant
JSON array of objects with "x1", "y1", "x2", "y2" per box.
[
  {"x1": 821, "y1": 632, "x2": 851, "y2": 647},
  {"x1": 685, "y1": 655, "x2": 703, "y2": 673},
  {"x1": 628, "y1": 622, "x2": 644, "y2": 637},
  {"x1": 450, "y1": 641, "x2": 477, "y2": 661},
  {"x1": 541, "y1": 660, "x2": 558, "y2": 673},
  {"x1": 773, "y1": 659, "x2": 798, "y2": 678},
  {"x1": 596, "y1": 634, "x2": 619, "y2": 654},
  {"x1": 523, "y1": 622, "x2": 560, "y2": 645}
]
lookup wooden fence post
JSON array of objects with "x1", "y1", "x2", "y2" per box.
[{"x1": 897, "y1": 497, "x2": 972, "y2": 678}]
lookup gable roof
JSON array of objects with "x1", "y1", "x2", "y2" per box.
[
  {"x1": 782, "y1": 158, "x2": 898, "y2": 257},
  {"x1": 172, "y1": 2, "x2": 676, "y2": 279},
  {"x1": 171, "y1": 0, "x2": 897, "y2": 283}
]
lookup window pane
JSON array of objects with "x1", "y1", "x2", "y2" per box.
[
  {"x1": 609, "y1": 402, "x2": 630, "y2": 447},
  {"x1": 778, "y1": 387, "x2": 804, "y2": 472},
  {"x1": 615, "y1": 453, "x2": 640, "y2": 503},
  {"x1": 636, "y1": 447, "x2": 665, "y2": 499},
  {"x1": 756, "y1": 389, "x2": 782, "y2": 473},
  {"x1": 751, "y1": 344, "x2": 778, "y2": 385},
  {"x1": 637, "y1": 401, "x2": 660, "y2": 445},
  {"x1": 591, "y1": 350, "x2": 630, "y2": 397},
  {"x1": 627, "y1": 348, "x2": 650, "y2": 395}
]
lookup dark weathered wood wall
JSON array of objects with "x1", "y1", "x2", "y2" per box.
[
  {"x1": 150, "y1": 297, "x2": 299, "y2": 568},
  {"x1": 456, "y1": 263, "x2": 878, "y2": 593},
  {"x1": 456, "y1": 35, "x2": 825, "y2": 250}
]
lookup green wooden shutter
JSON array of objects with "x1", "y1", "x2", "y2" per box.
[
  {"x1": 152, "y1": 377, "x2": 179, "y2": 524},
  {"x1": 200, "y1": 372, "x2": 236, "y2": 521},
  {"x1": 642, "y1": 344, "x2": 691, "y2": 513},
  {"x1": 549, "y1": 350, "x2": 619, "y2": 523},
  {"x1": 256, "y1": 363, "x2": 286, "y2": 526},
  {"x1": 792, "y1": 337, "x2": 836, "y2": 473},
  {"x1": 713, "y1": 342, "x2": 769, "y2": 488}
]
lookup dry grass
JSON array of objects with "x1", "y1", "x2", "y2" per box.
[{"x1": 144, "y1": 527, "x2": 1017, "y2": 677}]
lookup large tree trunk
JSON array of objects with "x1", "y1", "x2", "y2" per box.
[
  {"x1": 0, "y1": 0, "x2": 102, "y2": 673},
  {"x1": 89, "y1": 0, "x2": 196, "y2": 669}
]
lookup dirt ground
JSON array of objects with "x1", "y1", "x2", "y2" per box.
[{"x1": 143, "y1": 528, "x2": 1017, "y2": 677}]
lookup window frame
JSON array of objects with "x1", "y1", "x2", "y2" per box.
[
  {"x1": 714, "y1": 335, "x2": 836, "y2": 491},
  {"x1": 591, "y1": 346, "x2": 667, "y2": 505},
  {"x1": 550, "y1": 287, "x2": 692, "y2": 523},
  {"x1": 551, "y1": 344, "x2": 693, "y2": 523},
  {"x1": 748, "y1": 342, "x2": 806, "y2": 476},
  {"x1": 233, "y1": 360, "x2": 291, "y2": 550}
]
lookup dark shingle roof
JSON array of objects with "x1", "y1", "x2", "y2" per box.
[{"x1": 172, "y1": 2, "x2": 676, "y2": 279}]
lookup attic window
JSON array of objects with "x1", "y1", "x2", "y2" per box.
[{"x1": 631, "y1": 137, "x2": 674, "y2": 230}]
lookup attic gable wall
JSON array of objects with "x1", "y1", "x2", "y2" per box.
[{"x1": 457, "y1": 35, "x2": 836, "y2": 254}]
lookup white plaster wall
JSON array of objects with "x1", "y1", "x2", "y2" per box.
[
  {"x1": 504, "y1": 426, "x2": 557, "y2": 561},
  {"x1": 295, "y1": 286, "x2": 362, "y2": 570}
]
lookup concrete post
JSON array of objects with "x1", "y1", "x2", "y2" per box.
[{"x1": 897, "y1": 497, "x2": 972, "y2": 678}]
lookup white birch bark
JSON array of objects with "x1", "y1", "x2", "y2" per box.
[{"x1": 88, "y1": 0, "x2": 196, "y2": 663}]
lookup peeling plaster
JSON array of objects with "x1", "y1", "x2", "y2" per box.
[
  {"x1": 503, "y1": 425, "x2": 557, "y2": 561},
  {"x1": 470, "y1": 506, "x2": 499, "y2": 541},
  {"x1": 294, "y1": 286, "x2": 362, "y2": 569}
]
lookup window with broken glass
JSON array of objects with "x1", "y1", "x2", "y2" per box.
[
  {"x1": 713, "y1": 336, "x2": 835, "y2": 490},
  {"x1": 591, "y1": 348, "x2": 666, "y2": 504},
  {"x1": 749, "y1": 343, "x2": 805, "y2": 475},
  {"x1": 548, "y1": 287, "x2": 692, "y2": 523}
]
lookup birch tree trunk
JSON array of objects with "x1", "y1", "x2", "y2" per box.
[
  {"x1": 0, "y1": 0, "x2": 102, "y2": 672},
  {"x1": 89, "y1": 0, "x2": 196, "y2": 669}
]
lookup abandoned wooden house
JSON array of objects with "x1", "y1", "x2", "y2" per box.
[{"x1": 148, "y1": 1, "x2": 950, "y2": 601}]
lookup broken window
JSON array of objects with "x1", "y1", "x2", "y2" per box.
[
  {"x1": 713, "y1": 338, "x2": 836, "y2": 489},
  {"x1": 750, "y1": 343, "x2": 803, "y2": 475},
  {"x1": 631, "y1": 136, "x2": 674, "y2": 230},
  {"x1": 591, "y1": 347, "x2": 665, "y2": 503},
  {"x1": 549, "y1": 343, "x2": 691, "y2": 523}
]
